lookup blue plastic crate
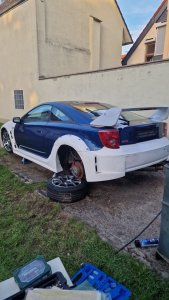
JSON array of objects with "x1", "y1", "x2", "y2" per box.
[{"x1": 71, "y1": 263, "x2": 131, "y2": 300}]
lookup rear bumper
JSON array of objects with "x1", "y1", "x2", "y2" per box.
[
  {"x1": 80, "y1": 137, "x2": 169, "y2": 182},
  {"x1": 125, "y1": 139, "x2": 169, "y2": 172}
]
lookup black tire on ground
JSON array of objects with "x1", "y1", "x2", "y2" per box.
[
  {"x1": 1, "y1": 129, "x2": 13, "y2": 153},
  {"x1": 47, "y1": 174, "x2": 88, "y2": 203}
]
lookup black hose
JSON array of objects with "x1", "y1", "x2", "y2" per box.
[{"x1": 116, "y1": 210, "x2": 161, "y2": 254}]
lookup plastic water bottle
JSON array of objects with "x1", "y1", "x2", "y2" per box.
[{"x1": 135, "y1": 238, "x2": 159, "y2": 248}]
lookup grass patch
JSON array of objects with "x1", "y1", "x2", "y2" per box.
[
  {"x1": 0, "y1": 164, "x2": 169, "y2": 299},
  {"x1": 0, "y1": 147, "x2": 7, "y2": 157}
]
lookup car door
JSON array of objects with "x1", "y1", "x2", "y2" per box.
[
  {"x1": 44, "y1": 106, "x2": 73, "y2": 155},
  {"x1": 14, "y1": 104, "x2": 52, "y2": 158}
]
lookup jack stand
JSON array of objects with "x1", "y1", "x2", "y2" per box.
[{"x1": 21, "y1": 158, "x2": 32, "y2": 165}]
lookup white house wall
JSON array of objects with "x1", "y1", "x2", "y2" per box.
[
  {"x1": 1, "y1": 58, "x2": 169, "y2": 123},
  {"x1": 35, "y1": 60, "x2": 169, "y2": 110},
  {"x1": 127, "y1": 24, "x2": 157, "y2": 65},
  {"x1": 35, "y1": 0, "x2": 127, "y2": 78},
  {"x1": 0, "y1": 0, "x2": 39, "y2": 122}
]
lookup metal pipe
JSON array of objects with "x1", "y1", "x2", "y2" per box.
[
  {"x1": 157, "y1": 163, "x2": 169, "y2": 262},
  {"x1": 137, "y1": 165, "x2": 164, "y2": 172}
]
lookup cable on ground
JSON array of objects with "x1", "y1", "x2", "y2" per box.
[{"x1": 116, "y1": 210, "x2": 162, "y2": 254}]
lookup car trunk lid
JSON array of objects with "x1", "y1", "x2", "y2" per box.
[
  {"x1": 91, "y1": 106, "x2": 169, "y2": 146},
  {"x1": 119, "y1": 123, "x2": 161, "y2": 146}
]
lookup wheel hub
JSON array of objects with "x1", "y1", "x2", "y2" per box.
[{"x1": 70, "y1": 161, "x2": 84, "y2": 179}]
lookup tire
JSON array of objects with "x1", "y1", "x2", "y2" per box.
[
  {"x1": 1, "y1": 129, "x2": 13, "y2": 153},
  {"x1": 47, "y1": 174, "x2": 88, "y2": 203}
]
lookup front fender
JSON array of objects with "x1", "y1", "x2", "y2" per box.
[{"x1": 0, "y1": 121, "x2": 16, "y2": 147}]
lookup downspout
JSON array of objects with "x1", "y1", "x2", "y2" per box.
[{"x1": 163, "y1": 0, "x2": 169, "y2": 59}]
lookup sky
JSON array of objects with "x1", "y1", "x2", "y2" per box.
[{"x1": 117, "y1": 0, "x2": 163, "y2": 53}]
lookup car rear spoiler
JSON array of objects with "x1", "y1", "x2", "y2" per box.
[{"x1": 90, "y1": 106, "x2": 169, "y2": 127}]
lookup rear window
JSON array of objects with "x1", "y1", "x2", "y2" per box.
[
  {"x1": 72, "y1": 102, "x2": 112, "y2": 117},
  {"x1": 72, "y1": 102, "x2": 148, "y2": 123}
]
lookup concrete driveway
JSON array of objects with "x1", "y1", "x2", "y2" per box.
[{"x1": 0, "y1": 153, "x2": 168, "y2": 277}]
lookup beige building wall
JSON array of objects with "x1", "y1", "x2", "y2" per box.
[
  {"x1": 34, "y1": 60, "x2": 169, "y2": 110},
  {"x1": 35, "y1": 0, "x2": 131, "y2": 78},
  {"x1": 127, "y1": 24, "x2": 158, "y2": 65},
  {"x1": 1, "y1": 45, "x2": 169, "y2": 123},
  {"x1": 0, "y1": 0, "x2": 39, "y2": 122},
  {"x1": 0, "y1": 0, "x2": 132, "y2": 123},
  {"x1": 163, "y1": 0, "x2": 169, "y2": 58},
  {"x1": 35, "y1": 59, "x2": 169, "y2": 133}
]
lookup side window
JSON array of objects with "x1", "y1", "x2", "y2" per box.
[
  {"x1": 50, "y1": 107, "x2": 71, "y2": 122},
  {"x1": 145, "y1": 41, "x2": 155, "y2": 62},
  {"x1": 23, "y1": 105, "x2": 52, "y2": 123}
]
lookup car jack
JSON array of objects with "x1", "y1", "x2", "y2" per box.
[{"x1": 21, "y1": 158, "x2": 32, "y2": 165}]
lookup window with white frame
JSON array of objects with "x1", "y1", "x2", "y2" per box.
[{"x1": 14, "y1": 90, "x2": 24, "y2": 109}]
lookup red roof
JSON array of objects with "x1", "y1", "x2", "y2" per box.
[
  {"x1": 121, "y1": 54, "x2": 126, "y2": 60},
  {"x1": 154, "y1": 0, "x2": 168, "y2": 18}
]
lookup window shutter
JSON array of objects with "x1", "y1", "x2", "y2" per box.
[{"x1": 155, "y1": 24, "x2": 166, "y2": 56}]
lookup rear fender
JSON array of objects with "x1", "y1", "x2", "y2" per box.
[{"x1": 52, "y1": 135, "x2": 91, "y2": 173}]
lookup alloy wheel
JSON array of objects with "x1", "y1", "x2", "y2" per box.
[
  {"x1": 2, "y1": 130, "x2": 13, "y2": 152},
  {"x1": 51, "y1": 175, "x2": 81, "y2": 188}
]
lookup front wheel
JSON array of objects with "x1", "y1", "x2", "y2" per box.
[
  {"x1": 47, "y1": 174, "x2": 88, "y2": 203},
  {"x1": 1, "y1": 129, "x2": 13, "y2": 153}
]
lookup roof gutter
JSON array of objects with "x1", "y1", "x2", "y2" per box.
[
  {"x1": 114, "y1": 0, "x2": 133, "y2": 45},
  {"x1": 0, "y1": 0, "x2": 27, "y2": 17}
]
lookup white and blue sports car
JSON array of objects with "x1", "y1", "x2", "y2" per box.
[{"x1": 1, "y1": 102, "x2": 169, "y2": 184}]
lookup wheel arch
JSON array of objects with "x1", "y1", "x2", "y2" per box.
[
  {"x1": 1, "y1": 121, "x2": 14, "y2": 136},
  {"x1": 53, "y1": 135, "x2": 90, "y2": 175}
]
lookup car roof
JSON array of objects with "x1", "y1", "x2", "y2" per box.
[
  {"x1": 34, "y1": 101, "x2": 113, "y2": 124},
  {"x1": 44, "y1": 101, "x2": 105, "y2": 106},
  {"x1": 45, "y1": 101, "x2": 108, "y2": 124}
]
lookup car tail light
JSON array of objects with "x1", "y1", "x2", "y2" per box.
[
  {"x1": 163, "y1": 123, "x2": 168, "y2": 137},
  {"x1": 99, "y1": 129, "x2": 120, "y2": 149}
]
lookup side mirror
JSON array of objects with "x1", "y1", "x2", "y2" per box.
[{"x1": 13, "y1": 117, "x2": 21, "y2": 124}]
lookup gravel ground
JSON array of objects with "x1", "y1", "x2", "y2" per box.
[{"x1": 0, "y1": 153, "x2": 169, "y2": 277}]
